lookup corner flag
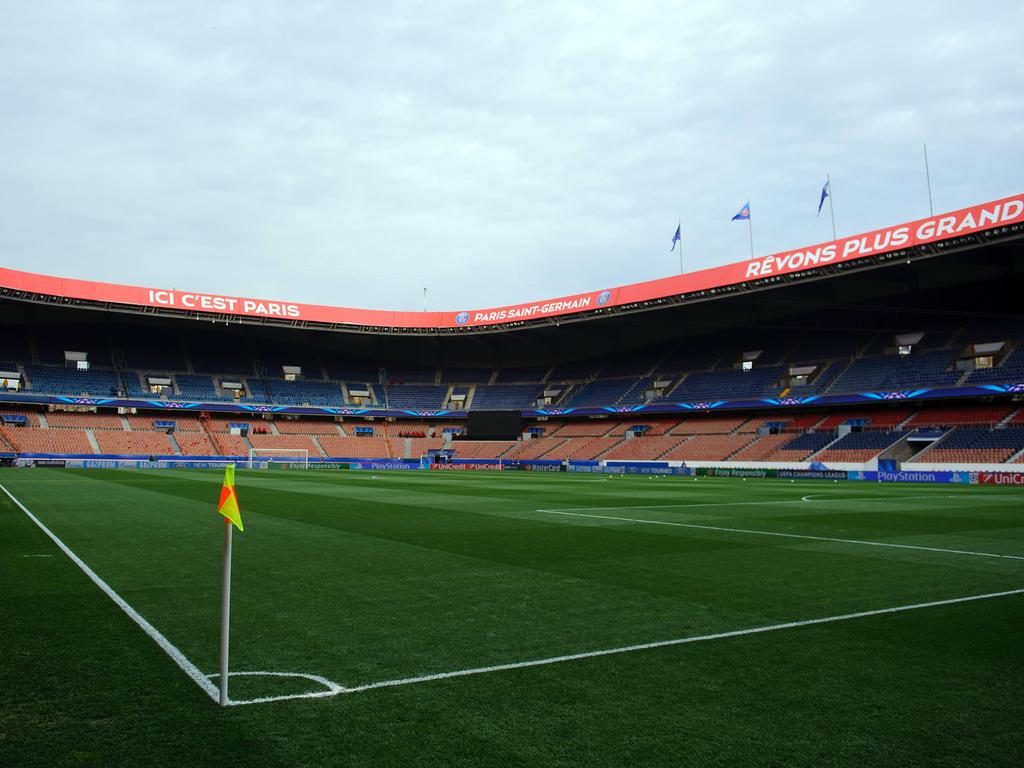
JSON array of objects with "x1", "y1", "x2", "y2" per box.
[
  {"x1": 218, "y1": 464, "x2": 243, "y2": 531},
  {"x1": 216, "y1": 463, "x2": 243, "y2": 706}
]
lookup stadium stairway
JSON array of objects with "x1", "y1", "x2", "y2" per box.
[
  {"x1": 999, "y1": 407, "x2": 1023, "y2": 427},
  {"x1": 0, "y1": 426, "x2": 15, "y2": 452}
]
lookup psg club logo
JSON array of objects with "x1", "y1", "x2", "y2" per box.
[
  {"x1": 455, "y1": 311, "x2": 470, "y2": 325},
  {"x1": 597, "y1": 290, "x2": 611, "y2": 306}
]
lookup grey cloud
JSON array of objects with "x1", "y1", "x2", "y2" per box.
[{"x1": 0, "y1": 0, "x2": 1020, "y2": 311}]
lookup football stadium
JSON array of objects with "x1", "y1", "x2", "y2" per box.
[{"x1": 2, "y1": 193, "x2": 1024, "y2": 765}]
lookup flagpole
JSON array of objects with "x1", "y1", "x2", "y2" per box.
[
  {"x1": 677, "y1": 219, "x2": 682, "y2": 274},
  {"x1": 827, "y1": 174, "x2": 837, "y2": 241},
  {"x1": 219, "y1": 518, "x2": 233, "y2": 707},
  {"x1": 923, "y1": 143, "x2": 934, "y2": 216},
  {"x1": 747, "y1": 217, "x2": 754, "y2": 259}
]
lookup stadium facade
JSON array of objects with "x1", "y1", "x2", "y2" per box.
[{"x1": 1, "y1": 192, "x2": 1023, "y2": 477}]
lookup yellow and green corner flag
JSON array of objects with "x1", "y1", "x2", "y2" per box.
[{"x1": 218, "y1": 464, "x2": 243, "y2": 531}]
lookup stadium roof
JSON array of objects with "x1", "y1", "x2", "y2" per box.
[{"x1": 2, "y1": 193, "x2": 1022, "y2": 336}]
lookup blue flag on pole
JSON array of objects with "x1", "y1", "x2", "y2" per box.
[
  {"x1": 732, "y1": 200, "x2": 750, "y2": 221},
  {"x1": 817, "y1": 180, "x2": 830, "y2": 216},
  {"x1": 670, "y1": 223, "x2": 681, "y2": 252}
]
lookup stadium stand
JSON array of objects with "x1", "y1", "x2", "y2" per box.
[
  {"x1": 173, "y1": 375, "x2": 227, "y2": 402},
  {"x1": 670, "y1": 416, "x2": 748, "y2": 435},
  {"x1": 601, "y1": 435, "x2": 684, "y2": 461},
  {"x1": 814, "y1": 431, "x2": 909, "y2": 462},
  {"x1": 669, "y1": 366, "x2": 786, "y2": 400},
  {"x1": 827, "y1": 350, "x2": 960, "y2": 394},
  {"x1": 471, "y1": 384, "x2": 545, "y2": 410},
  {"x1": 94, "y1": 430, "x2": 175, "y2": 456},
  {"x1": 260, "y1": 379, "x2": 344, "y2": 406},
  {"x1": 965, "y1": 344, "x2": 1024, "y2": 384},
  {"x1": 25, "y1": 365, "x2": 122, "y2": 397},
  {"x1": 45, "y1": 410, "x2": 124, "y2": 430},
  {"x1": 918, "y1": 427, "x2": 1024, "y2": 464},
  {"x1": 451, "y1": 440, "x2": 516, "y2": 459},
  {"x1": 815, "y1": 409, "x2": 910, "y2": 430},
  {"x1": 317, "y1": 435, "x2": 391, "y2": 458},
  {"x1": 904, "y1": 405, "x2": 1014, "y2": 428},
  {"x1": 4, "y1": 427, "x2": 94, "y2": 455},
  {"x1": 502, "y1": 437, "x2": 568, "y2": 460},
  {"x1": 383, "y1": 385, "x2": 448, "y2": 409},
  {"x1": 274, "y1": 419, "x2": 342, "y2": 435},
  {"x1": 660, "y1": 434, "x2": 756, "y2": 461},
  {"x1": 547, "y1": 421, "x2": 616, "y2": 437},
  {"x1": 494, "y1": 366, "x2": 550, "y2": 383}
]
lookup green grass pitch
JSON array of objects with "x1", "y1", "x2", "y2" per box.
[{"x1": 1, "y1": 468, "x2": 1022, "y2": 767}]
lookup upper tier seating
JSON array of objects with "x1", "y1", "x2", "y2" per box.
[
  {"x1": 173, "y1": 375, "x2": 227, "y2": 402},
  {"x1": 25, "y1": 365, "x2": 121, "y2": 397},
  {"x1": 828, "y1": 350, "x2": 960, "y2": 394},
  {"x1": 547, "y1": 359, "x2": 604, "y2": 381},
  {"x1": 669, "y1": 365, "x2": 786, "y2": 401},
  {"x1": 493, "y1": 366, "x2": 549, "y2": 383},
  {"x1": 260, "y1": 379, "x2": 343, "y2": 406},
  {"x1": 563, "y1": 379, "x2": 640, "y2": 407},
  {"x1": 440, "y1": 368, "x2": 492, "y2": 384},
  {"x1": 383, "y1": 367, "x2": 437, "y2": 384},
  {"x1": 383, "y1": 386, "x2": 448, "y2": 410},
  {"x1": 471, "y1": 384, "x2": 545, "y2": 410},
  {"x1": 966, "y1": 345, "x2": 1024, "y2": 384}
]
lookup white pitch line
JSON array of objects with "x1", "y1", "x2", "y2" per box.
[
  {"x1": 533, "y1": 508, "x2": 1024, "y2": 561},
  {"x1": 344, "y1": 587, "x2": 1024, "y2": 694},
  {"x1": 0, "y1": 484, "x2": 220, "y2": 703},
  {"x1": 545, "y1": 494, "x2": 1007, "y2": 514},
  {"x1": 207, "y1": 671, "x2": 347, "y2": 706}
]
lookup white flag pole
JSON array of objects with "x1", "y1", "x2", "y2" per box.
[
  {"x1": 677, "y1": 219, "x2": 682, "y2": 274},
  {"x1": 923, "y1": 143, "x2": 934, "y2": 217},
  {"x1": 827, "y1": 174, "x2": 837, "y2": 241},
  {"x1": 219, "y1": 518, "x2": 233, "y2": 706}
]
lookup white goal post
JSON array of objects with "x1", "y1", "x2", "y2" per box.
[{"x1": 247, "y1": 448, "x2": 309, "y2": 469}]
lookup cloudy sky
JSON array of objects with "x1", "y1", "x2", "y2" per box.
[{"x1": 1, "y1": 1, "x2": 1021, "y2": 312}]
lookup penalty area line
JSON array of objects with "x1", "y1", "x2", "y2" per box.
[
  {"x1": 0, "y1": 484, "x2": 220, "y2": 703},
  {"x1": 533, "y1": 508, "x2": 1024, "y2": 561}
]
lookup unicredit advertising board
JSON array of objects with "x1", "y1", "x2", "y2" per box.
[{"x1": 2, "y1": 194, "x2": 1021, "y2": 329}]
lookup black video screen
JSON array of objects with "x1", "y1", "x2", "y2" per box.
[{"x1": 466, "y1": 410, "x2": 523, "y2": 440}]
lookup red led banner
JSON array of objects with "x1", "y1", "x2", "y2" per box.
[{"x1": 1, "y1": 194, "x2": 1020, "y2": 329}]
